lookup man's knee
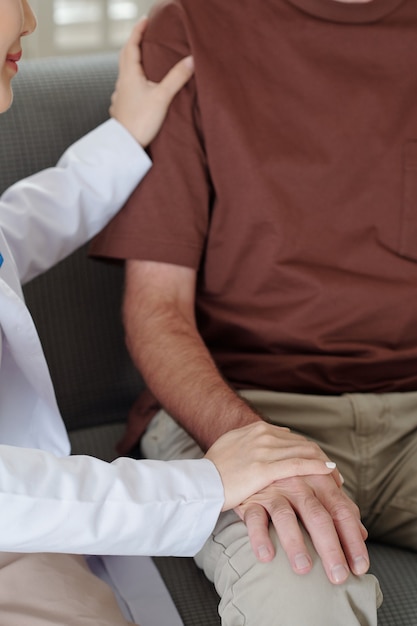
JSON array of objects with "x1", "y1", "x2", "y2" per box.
[{"x1": 196, "y1": 515, "x2": 382, "y2": 626}]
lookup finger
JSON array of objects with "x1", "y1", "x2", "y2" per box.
[
  {"x1": 128, "y1": 17, "x2": 148, "y2": 54},
  {"x1": 332, "y1": 468, "x2": 344, "y2": 488},
  {"x1": 246, "y1": 424, "x2": 341, "y2": 468},
  {"x1": 119, "y1": 17, "x2": 148, "y2": 77},
  {"x1": 237, "y1": 503, "x2": 275, "y2": 562},
  {"x1": 298, "y1": 496, "x2": 351, "y2": 584},
  {"x1": 268, "y1": 458, "x2": 337, "y2": 482},
  {"x1": 273, "y1": 440, "x2": 344, "y2": 489},
  {"x1": 156, "y1": 56, "x2": 194, "y2": 103},
  {"x1": 322, "y1": 490, "x2": 370, "y2": 577},
  {"x1": 293, "y1": 478, "x2": 364, "y2": 584},
  {"x1": 266, "y1": 496, "x2": 314, "y2": 575}
]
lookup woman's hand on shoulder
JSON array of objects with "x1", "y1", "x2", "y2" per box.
[{"x1": 110, "y1": 17, "x2": 194, "y2": 147}]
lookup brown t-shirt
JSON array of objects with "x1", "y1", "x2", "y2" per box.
[{"x1": 92, "y1": 0, "x2": 417, "y2": 395}]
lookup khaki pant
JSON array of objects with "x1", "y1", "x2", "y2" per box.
[
  {"x1": 0, "y1": 553, "x2": 134, "y2": 625},
  {"x1": 142, "y1": 389, "x2": 417, "y2": 625}
]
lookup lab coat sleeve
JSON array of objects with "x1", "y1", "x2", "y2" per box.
[
  {"x1": 0, "y1": 119, "x2": 151, "y2": 284},
  {"x1": 0, "y1": 445, "x2": 224, "y2": 556}
]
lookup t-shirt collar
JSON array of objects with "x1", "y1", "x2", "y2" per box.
[{"x1": 285, "y1": 0, "x2": 406, "y2": 23}]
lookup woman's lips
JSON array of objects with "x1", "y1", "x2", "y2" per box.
[{"x1": 6, "y1": 51, "x2": 22, "y2": 73}]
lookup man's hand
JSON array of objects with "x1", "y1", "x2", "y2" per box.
[
  {"x1": 236, "y1": 475, "x2": 369, "y2": 585},
  {"x1": 110, "y1": 17, "x2": 194, "y2": 147},
  {"x1": 204, "y1": 422, "x2": 341, "y2": 511}
]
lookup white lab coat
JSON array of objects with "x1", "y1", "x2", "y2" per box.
[{"x1": 0, "y1": 119, "x2": 224, "y2": 557}]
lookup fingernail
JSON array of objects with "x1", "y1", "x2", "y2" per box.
[
  {"x1": 353, "y1": 556, "x2": 369, "y2": 575},
  {"x1": 258, "y1": 545, "x2": 271, "y2": 561},
  {"x1": 294, "y1": 553, "x2": 311, "y2": 572},
  {"x1": 339, "y1": 472, "x2": 345, "y2": 484},
  {"x1": 184, "y1": 55, "x2": 194, "y2": 70},
  {"x1": 331, "y1": 564, "x2": 349, "y2": 584},
  {"x1": 326, "y1": 461, "x2": 336, "y2": 469}
]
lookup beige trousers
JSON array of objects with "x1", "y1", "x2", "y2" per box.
[
  {"x1": 0, "y1": 553, "x2": 134, "y2": 625},
  {"x1": 142, "y1": 389, "x2": 417, "y2": 626}
]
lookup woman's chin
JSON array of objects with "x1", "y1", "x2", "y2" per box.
[{"x1": 0, "y1": 89, "x2": 13, "y2": 114}]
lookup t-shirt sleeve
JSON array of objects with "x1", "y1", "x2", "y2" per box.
[{"x1": 90, "y1": 1, "x2": 211, "y2": 270}]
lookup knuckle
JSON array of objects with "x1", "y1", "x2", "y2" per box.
[
  {"x1": 290, "y1": 458, "x2": 303, "y2": 471},
  {"x1": 282, "y1": 475, "x2": 308, "y2": 492},
  {"x1": 251, "y1": 421, "x2": 269, "y2": 439},
  {"x1": 328, "y1": 500, "x2": 358, "y2": 523},
  {"x1": 303, "y1": 497, "x2": 330, "y2": 525},
  {"x1": 244, "y1": 507, "x2": 266, "y2": 525},
  {"x1": 269, "y1": 503, "x2": 298, "y2": 525},
  {"x1": 308, "y1": 441, "x2": 322, "y2": 455}
]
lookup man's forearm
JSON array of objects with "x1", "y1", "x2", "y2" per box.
[{"x1": 123, "y1": 266, "x2": 262, "y2": 449}]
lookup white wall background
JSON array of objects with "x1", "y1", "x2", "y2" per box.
[{"x1": 25, "y1": 0, "x2": 156, "y2": 58}]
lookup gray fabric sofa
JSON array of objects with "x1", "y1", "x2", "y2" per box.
[{"x1": 0, "y1": 53, "x2": 416, "y2": 626}]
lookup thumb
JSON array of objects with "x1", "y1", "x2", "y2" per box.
[{"x1": 157, "y1": 56, "x2": 194, "y2": 103}]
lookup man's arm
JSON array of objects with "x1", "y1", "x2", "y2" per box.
[
  {"x1": 123, "y1": 258, "x2": 370, "y2": 584},
  {"x1": 124, "y1": 260, "x2": 262, "y2": 449}
]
